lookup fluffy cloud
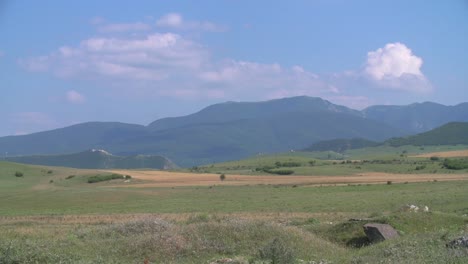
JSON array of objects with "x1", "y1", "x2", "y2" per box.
[
  {"x1": 21, "y1": 33, "x2": 207, "y2": 81},
  {"x1": 364, "y1": 42, "x2": 431, "y2": 92},
  {"x1": 66, "y1": 90, "x2": 85, "y2": 104},
  {"x1": 199, "y1": 60, "x2": 331, "y2": 99},
  {"x1": 20, "y1": 22, "x2": 332, "y2": 100},
  {"x1": 156, "y1": 13, "x2": 226, "y2": 32}
]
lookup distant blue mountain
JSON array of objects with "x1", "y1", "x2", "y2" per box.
[
  {"x1": 1, "y1": 96, "x2": 466, "y2": 167},
  {"x1": 363, "y1": 102, "x2": 468, "y2": 134}
]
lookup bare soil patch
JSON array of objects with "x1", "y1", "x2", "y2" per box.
[
  {"x1": 105, "y1": 170, "x2": 468, "y2": 187},
  {"x1": 411, "y1": 150, "x2": 468, "y2": 158}
]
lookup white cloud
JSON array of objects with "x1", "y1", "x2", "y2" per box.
[
  {"x1": 156, "y1": 13, "x2": 226, "y2": 32},
  {"x1": 98, "y1": 22, "x2": 151, "y2": 33},
  {"x1": 365, "y1": 42, "x2": 423, "y2": 80},
  {"x1": 21, "y1": 33, "x2": 207, "y2": 81},
  {"x1": 199, "y1": 60, "x2": 332, "y2": 99},
  {"x1": 364, "y1": 42, "x2": 431, "y2": 92},
  {"x1": 20, "y1": 16, "x2": 433, "y2": 105},
  {"x1": 66, "y1": 90, "x2": 85, "y2": 104}
]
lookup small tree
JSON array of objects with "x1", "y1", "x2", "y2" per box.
[
  {"x1": 219, "y1": 174, "x2": 226, "y2": 181},
  {"x1": 15, "y1": 171, "x2": 23, "y2": 177}
]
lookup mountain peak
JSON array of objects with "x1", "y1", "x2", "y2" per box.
[{"x1": 148, "y1": 96, "x2": 360, "y2": 131}]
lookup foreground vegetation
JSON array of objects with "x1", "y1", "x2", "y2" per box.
[{"x1": 0, "y1": 210, "x2": 467, "y2": 263}]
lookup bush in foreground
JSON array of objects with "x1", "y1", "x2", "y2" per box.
[
  {"x1": 14, "y1": 171, "x2": 23, "y2": 177},
  {"x1": 257, "y1": 238, "x2": 295, "y2": 264}
]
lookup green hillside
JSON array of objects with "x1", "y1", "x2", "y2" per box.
[
  {"x1": 6, "y1": 149, "x2": 176, "y2": 170},
  {"x1": 113, "y1": 111, "x2": 401, "y2": 167},
  {"x1": 303, "y1": 138, "x2": 378, "y2": 153},
  {"x1": 385, "y1": 122, "x2": 468, "y2": 147}
]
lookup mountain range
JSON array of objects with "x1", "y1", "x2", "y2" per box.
[{"x1": 1, "y1": 96, "x2": 467, "y2": 167}]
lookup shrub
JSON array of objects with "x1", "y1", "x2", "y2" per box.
[
  {"x1": 258, "y1": 238, "x2": 295, "y2": 264},
  {"x1": 415, "y1": 165, "x2": 426, "y2": 170},
  {"x1": 87, "y1": 174, "x2": 124, "y2": 183},
  {"x1": 443, "y1": 158, "x2": 468, "y2": 170},
  {"x1": 275, "y1": 161, "x2": 302, "y2": 167},
  {"x1": 274, "y1": 169, "x2": 294, "y2": 175},
  {"x1": 266, "y1": 169, "x2": 294, "y2": 175},
  {"x1": 219, "y1": 174, "x2": 226, "y2": 181},
  {"x1": 255, "y1": 166, "x2": 275, "y2": 172},
  {"x1": 14, "y1": 171, "x2": 23, "y2": 177},
  {"x1": 387, "y1": 181, "x2": 392, "y2": 185},
  {"x1": 124, "y1": 175, "x2": 132, "y2": 180},
  {"x1": 47, "y1": 170, "x2": 53, "y2": 174},
  {"x1": 430, "y1": 156, "x2": 440, "y2": 161},
  {"x1": 65, "y1": 175, "x2": 75, "y2": 180}
]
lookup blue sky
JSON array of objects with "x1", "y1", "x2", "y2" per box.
[{"x1": 1, "y1": 0, "x2": 467, "y2": 136}]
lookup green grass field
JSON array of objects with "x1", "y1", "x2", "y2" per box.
[
  {"x1": 189, "y1": 144, "x2": 468, "y2": 176},
  {"x1": 1, "y1": 145, "x2": 468, "y2": 263}
]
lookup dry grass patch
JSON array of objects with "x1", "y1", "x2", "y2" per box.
[{"x1": 411, "y1": 150, "x2": 468, "y2": 158}]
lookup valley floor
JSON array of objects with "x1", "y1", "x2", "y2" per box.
[
  {"x1": 106, "y1": 169, "x2": 468, "y2": 187},
  {"x1": 1, "y1": 148, "x2": 468, "y2": 263}
]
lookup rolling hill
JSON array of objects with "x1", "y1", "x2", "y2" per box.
[
  {"x1": 5, "y1": 149, "x2": 176, "y2": 170},
  {"x1": 303, "y1": 122, "x2": 468, "y2": 152},
  {"x1": 385, "y1": 122, "x2": 468, "y2": 147},
  {"x1": 303, "y1": 138, "x2": 378, "y2": 153},
  {"x1": 0, "y1": 122, "x2": 149, "y2": 156}
]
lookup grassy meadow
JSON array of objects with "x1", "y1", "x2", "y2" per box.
[{"x1": 1, "y1": 145, "x2": 468, "y2": 263}]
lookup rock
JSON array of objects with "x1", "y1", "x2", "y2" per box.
[
  {"x1": 363, "y1": 223, "x2": 399, "y2": 243},
  {"x1": 401, "y1": 204, "x2": 419, "y2": 212},
  {"x1": 446, "y1": 236, "x2": 468, "y2": 248}
]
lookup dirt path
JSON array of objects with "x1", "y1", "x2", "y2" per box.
[
  {"x1": 105, "y1": 170, "x2": 468, "y2": 187},
  {"x1": 410, "y1": 150, "x2": 468, "y2": 158}
]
